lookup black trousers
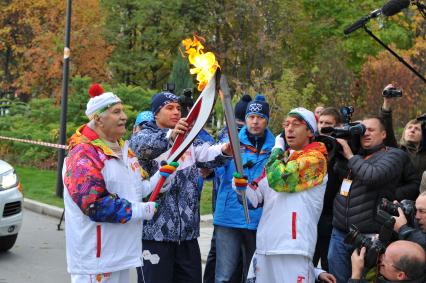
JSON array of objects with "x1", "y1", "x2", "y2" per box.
[
  {"x1": 313, "y1": 214, "x2": 333, "y2": 271},
  {"x1": 138, "y1": 239, "x2": 202, "y2": 283}
]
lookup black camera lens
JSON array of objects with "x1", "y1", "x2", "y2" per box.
[
  {"x1": 379, "y1": 198, "x2": 400, "y2": 216},
  {"x1": 344, "y1": 225, "x2": 386, "y2": 269},
  {"x1": 382, "y1": 87, "x2": 402, "y2": 98},
  {"x1": 344, "y1": 225, "x2": 373, "y2": 250},
  {"x1": 379, "y1": 198, "x2": 415, "y2": 219}
]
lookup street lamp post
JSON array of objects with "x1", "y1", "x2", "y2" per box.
[{"x1": 55, "y1": 0, "x2": 72, "y2": 198}]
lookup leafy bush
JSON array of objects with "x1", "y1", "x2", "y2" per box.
[{"x1": 0, "y1": 75, "x2": 156, "y2": 168}]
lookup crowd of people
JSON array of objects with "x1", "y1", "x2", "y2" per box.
[{"x1": 62, "y1": 82, "x2": 426, "y2": 283}]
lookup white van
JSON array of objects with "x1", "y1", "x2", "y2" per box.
[{"x1": 0, "y1": 159, "x2": 23, "y2": 252}]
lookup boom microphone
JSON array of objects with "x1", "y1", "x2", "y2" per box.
[
  {"x1": 344, "y1": 0, "x2": 410, "y2": 35},
  {"x1": 382, "y1": 0, "x2": 410, "y2": 16}
]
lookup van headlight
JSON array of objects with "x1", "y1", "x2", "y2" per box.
[{"x1": 0, "y1": 170, "x2": 19, "y2": 190}]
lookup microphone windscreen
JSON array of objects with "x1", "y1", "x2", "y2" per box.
[{"x1": 382, "y1": 0, "x2": 410, "y2": 16}]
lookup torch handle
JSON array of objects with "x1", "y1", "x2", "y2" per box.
[
  {"x1": 149, "y1": 175, "x2": 167, "y2": 202},
  {"x1": 219, "y1": 74, "x2": 250, "y2": 224},
  {"x1": 241, "y1": 191, "x2": 250, "y2": 224}
]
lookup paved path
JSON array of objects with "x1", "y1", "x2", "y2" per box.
[
  {"x1": 0, "y1": 209, "x2": 69, "y2": 282},
  {"x1": 0, "y1": 206, "x2": 214, "y2": 283}
]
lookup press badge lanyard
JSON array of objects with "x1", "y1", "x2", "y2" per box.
[{"x1": 339, "y1": 147, "x2": 387, "y2": 197}]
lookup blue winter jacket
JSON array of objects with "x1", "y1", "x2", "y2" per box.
[{"x1": 213, "y1": 126, "x2": 275, "y2": 230}]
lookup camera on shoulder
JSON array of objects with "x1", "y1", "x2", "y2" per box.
[
  {"x1": 318, "y1": 106, "x2": 366, "y2": 156},
  {"x1": 178, "y1": 88, "x2": 194, "y2": 117}
]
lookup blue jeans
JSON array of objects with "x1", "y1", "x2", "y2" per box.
[
  {"x1": 328, "y1": 228, "x2": 354, "y2": 283},
  {"x1": 214, "y1": 225, "x2": 256, "y2": 283}
]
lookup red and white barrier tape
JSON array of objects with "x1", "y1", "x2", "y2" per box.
[{"x1": 0, "y1": 135, "x2": 67, "y2": 150}]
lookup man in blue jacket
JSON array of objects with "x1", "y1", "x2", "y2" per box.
[
  {"x1": 204, "y1": 94, "x2": 252, "y2": 283},
  {"x1": 214, "y1": 95, "x2": 275, "y2": 283}
]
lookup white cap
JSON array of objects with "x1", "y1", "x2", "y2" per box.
[
  {"x1": 85, "y1": 83, "x2": 121, "y2": 119},
  {"x1": 288, "y1": 107, "x2": 318, "y2": 134}
]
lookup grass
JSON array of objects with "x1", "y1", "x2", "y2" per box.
[
  {"x1": 200, "y1": 181, "x2": 213, "y2": 216},
  {"x1": 15, "y1": 166, "x2": 64, "y2": 208},
  {"x1": 15, "y1": 166, "x2": 214, "y2": 215}
]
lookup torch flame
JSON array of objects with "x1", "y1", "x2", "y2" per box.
[{"x1": 182, "y1": 36, "x2": 219, "y2": 91}]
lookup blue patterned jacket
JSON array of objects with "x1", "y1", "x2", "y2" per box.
[{"x1": 129, "y1": 121, "x2": 230, "y2": 241}]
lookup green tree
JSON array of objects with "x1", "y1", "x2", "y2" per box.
[
  {"x1": 101, "y1": 0, "x2": 185, "y2": 88},
  {"x1": 169, "y1": 53, "x2": 194, "y2": 97}
]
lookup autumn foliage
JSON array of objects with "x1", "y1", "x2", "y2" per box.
[{"x1": 0, "y1": 0, "x2": 112, "y2": 100}]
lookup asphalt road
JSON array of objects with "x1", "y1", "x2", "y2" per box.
[
  {"x1": 0, "y1": 209, "x2": 213, "y2": 283},
  {"x1": 0, "y1": 209, "x2": 141, "y2": 282},
  {"x1": 0, "y1": 208, "x2": 211, "y2": 283},
  {"x1": 0, "y1": 208, "x2": 69, "y2": 283}
]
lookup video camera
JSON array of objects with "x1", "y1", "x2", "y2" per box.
[
  {"x1": 162, "y1": 82, "x2": 176, "y2": 93},
  {"x1": 320, "y1": 106, "x2": 366, "y2": 155},
  {"x1": 178, "y1": 88, "x2": 194, "y2": 117},
  {"x1": 344, "y1": 209, "x2": 396, "y2": 269}
]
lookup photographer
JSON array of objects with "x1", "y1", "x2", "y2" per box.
[
  {"x1": 349, "y1": 241, "x2": 426, "y2": 283},
  {"x1": 328, "y1": 115, "x2": 419, "y2": 283},
  {"x1": 394, "y1": 192, "x2": 426, "y2": 251},
  {"x1": 380, "y1": 84, "x2": 425, "y2": 196}
]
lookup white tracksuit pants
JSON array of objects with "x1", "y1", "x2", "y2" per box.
[
  {"x1": 246, "y1": 253, "x2": 315, "y2": 283},
  {"x1": 71, "y1": 269, "x2": 130, "y2": 283}
]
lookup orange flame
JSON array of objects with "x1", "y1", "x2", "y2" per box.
[{"x1": 182, "y1": 36, "x2": 219, "y2": 91}]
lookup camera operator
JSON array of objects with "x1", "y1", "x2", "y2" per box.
[
  {"x1": 380, "y1": 84, "x2": 425, "y2": 198},
  {"x1": 178, "y1": 88, "x2": 194, "y2": 118},
  {"x1": 394, "y1": 192, "x2": 426, "y2": 251},
  {"x1": 313, "y1": 107, "x2": 343, "y2": 271},
  {"x1": 328, "y1": 115, "x2": 419, "y2": 283},
  {"x1": 349, "y1": 241, "x2": 426, "y2": 283}
]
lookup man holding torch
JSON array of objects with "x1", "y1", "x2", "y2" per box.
[
  {"x1": 235, "y1": 107, "x2": 328, "y2": 283},
  {"x1": 129, "y1": 90, "x2": 232, "y2": 283}
]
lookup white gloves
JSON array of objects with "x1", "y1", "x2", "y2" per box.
[
  {"x1": 273, "y1": 134, "x2": 286, "y2": 151},
  {"x1": 131, "y1": 201, "x2": 157, "y2": 221}
]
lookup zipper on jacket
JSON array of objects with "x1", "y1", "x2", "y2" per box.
[{"x1": 345, "y1": 188, "x2": 350, "y2": 232}]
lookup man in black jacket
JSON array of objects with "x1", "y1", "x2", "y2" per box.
[
  {"x1": 313, "y1": 107, "x2": 343, "y2": 271},
  {"x1": 394, "y1": 191, "x2": 426, "y2": 251},
  {"x1": 348, "y1": 241, "x2": 426, "y2": 283},
  {"x1": 328, "y1": 115, "x2": 420, "y2": 283}
]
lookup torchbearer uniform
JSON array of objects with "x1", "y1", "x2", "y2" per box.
[
  {"x1": 129, "y1": 91, "x2": 231, "y2": 283},
  {"x1": 63, "y1": 84, "x2": 175, "y2": 283},
  {"x1": 240, "y1": 108, "x2": 328, "y2": 283}
]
